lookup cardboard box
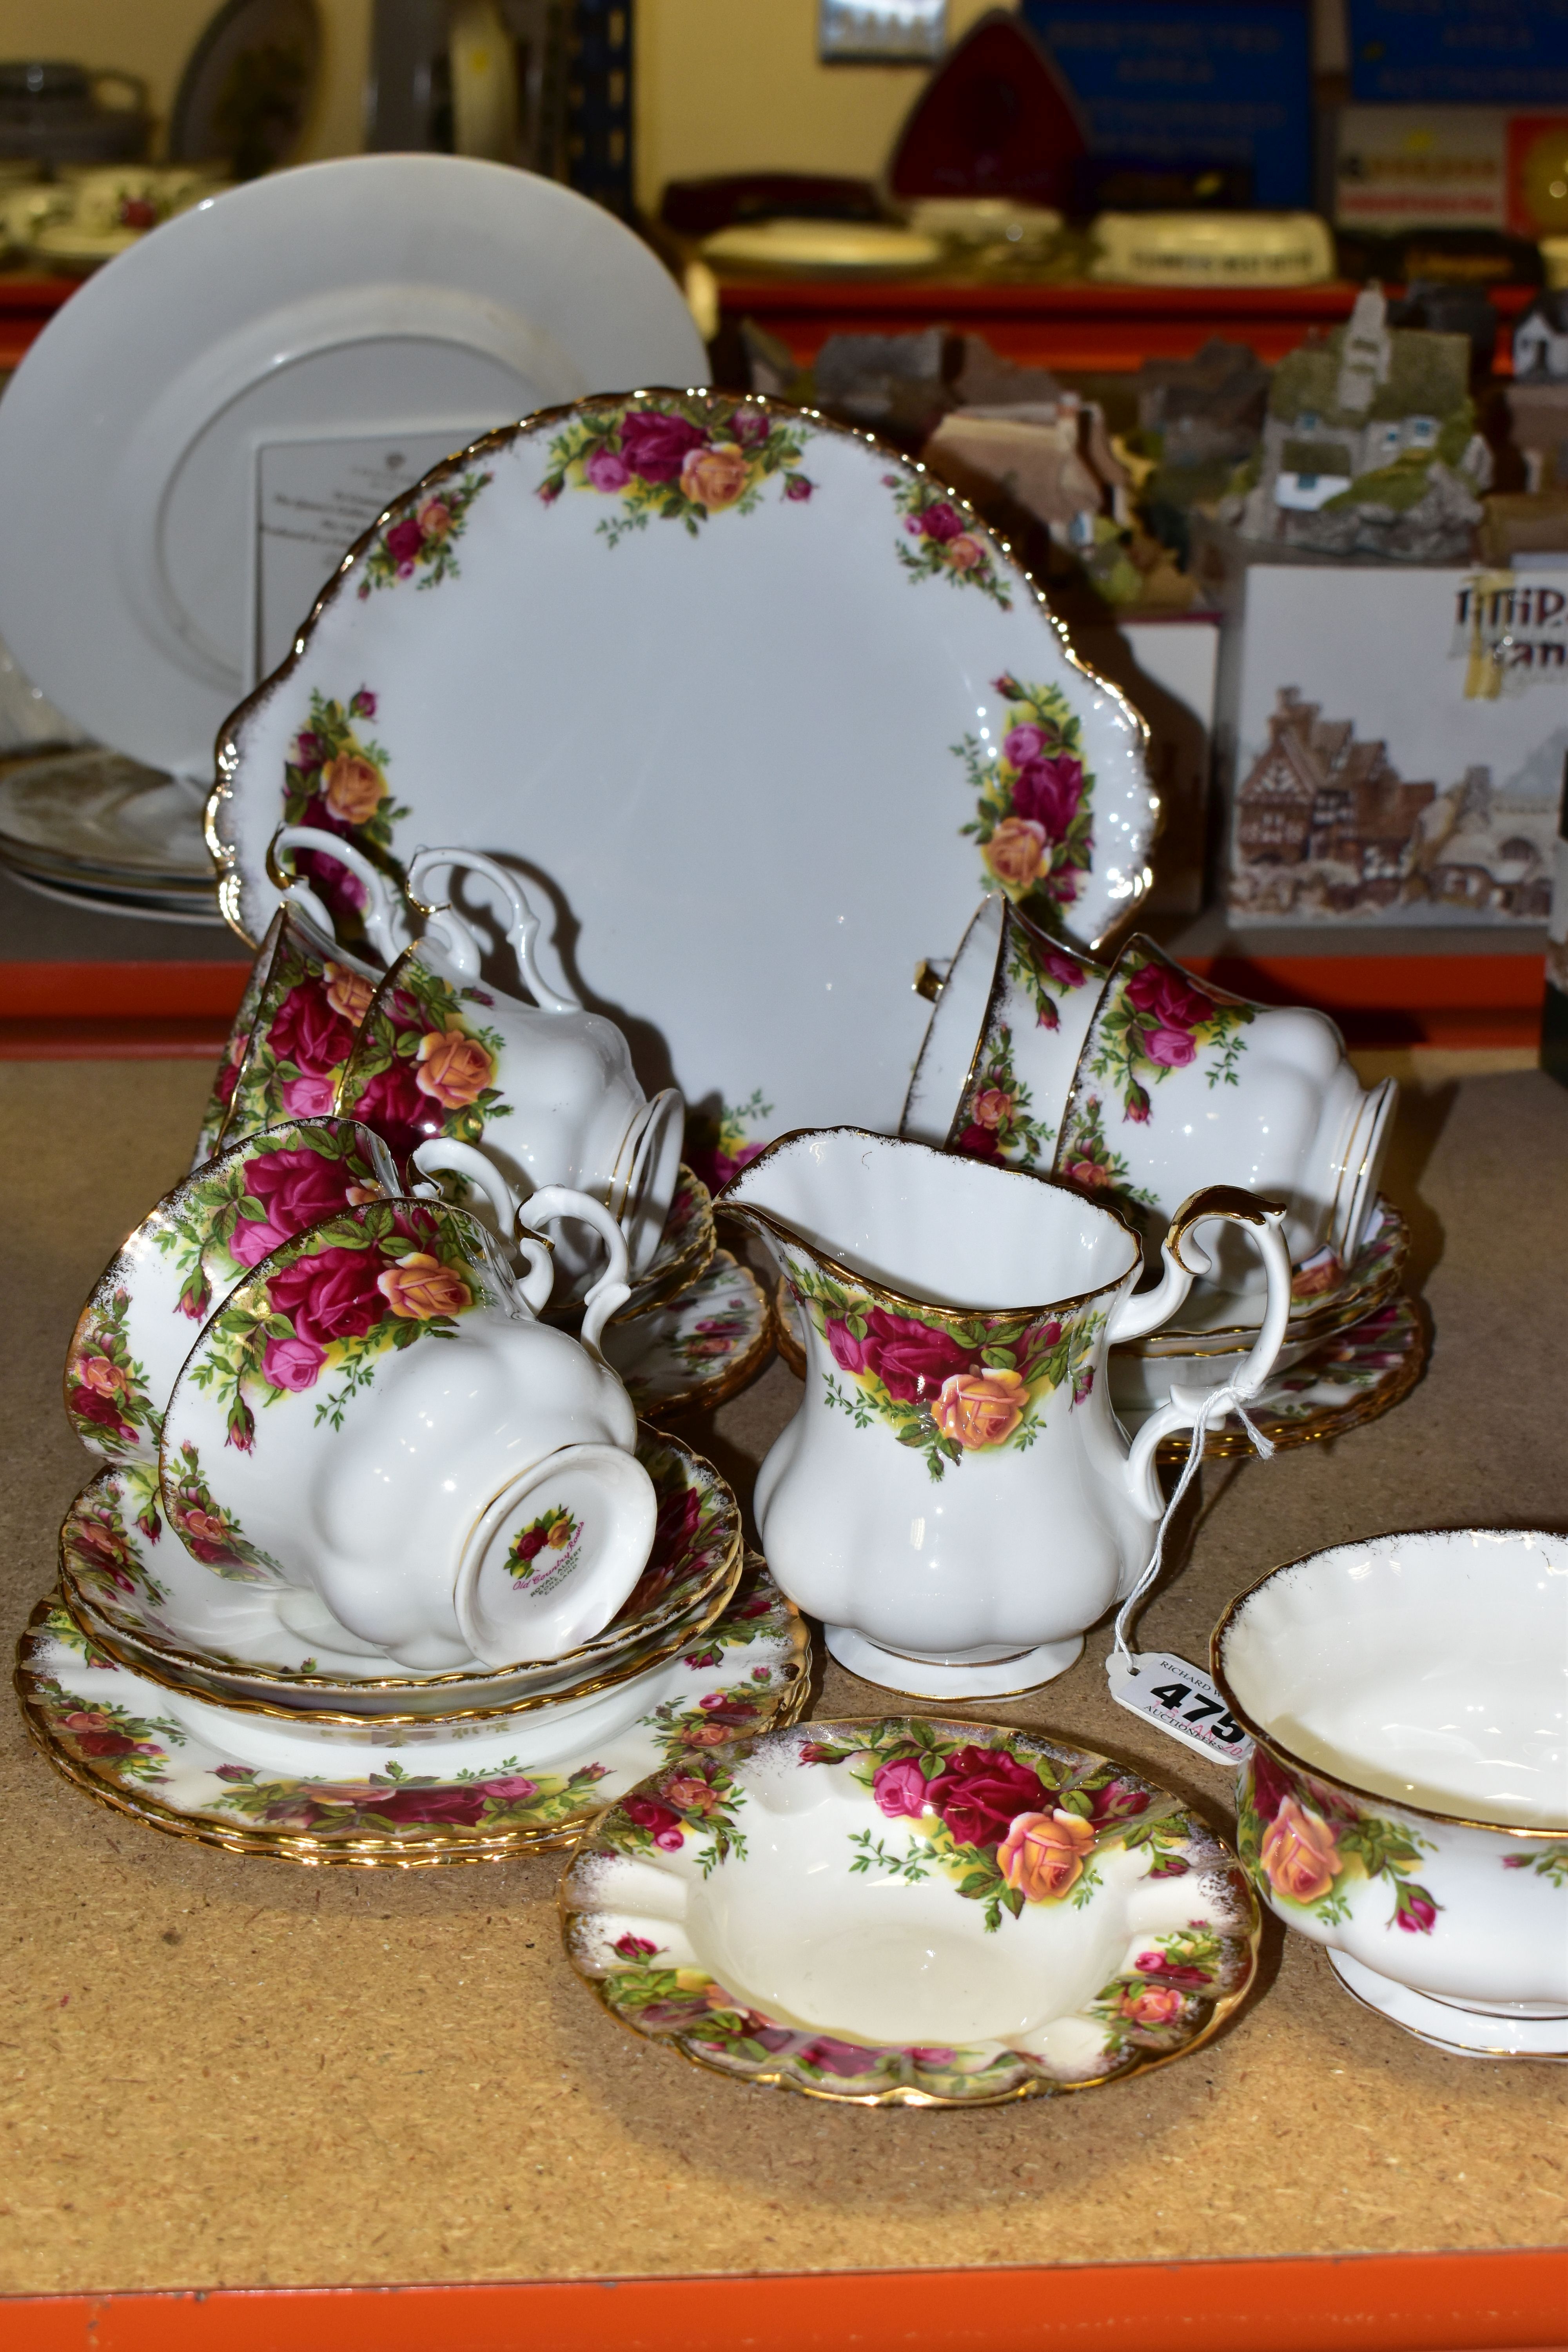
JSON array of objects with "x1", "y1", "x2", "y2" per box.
[
  {"x1": 1072, "y1": 612, "x2": 1219, "y2": 915},
  {"x1": 1216, "y1": 552, "x2": 1564, "y2": 924}
]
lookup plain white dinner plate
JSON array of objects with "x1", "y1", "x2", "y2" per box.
[{"x1": 0, "y1": 154, "x2": 706, "y2": 782}]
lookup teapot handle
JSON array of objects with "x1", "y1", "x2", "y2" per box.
[
  {"x1": 267, "y1": 825, "x2": 403, "y2": 964},
  {"x1": 519, "y1": 1186, "x2": 632, "y2": 1361},
  {"x1": 1113, "y1": 1187, "x2": 1292, "y2": 1517},
  {"x1": 407, "y1": 847, "x2": 581, "y2": 1012},
  {"x1": 409, "y1": 1138, "x2": 554, "y2": 1313}
]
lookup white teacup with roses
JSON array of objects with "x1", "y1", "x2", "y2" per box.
[
  {"x1": 322, "y1": 839, "x2": 683, "y2": 1290},
  {"x1": 718, "y1": 1128, "x2": 1292, "y2": 1698},
  {"x1": 159, "y1": 1179, "x2": 657, "y2": 1673}
]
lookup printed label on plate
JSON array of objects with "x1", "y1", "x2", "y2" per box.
[
  {"x1": 253, "y1": 427, "x2": 490, "y2": 683},
  {"x1": 1107, "y1": 1649, "x2": 1254, "y2": 1767}
]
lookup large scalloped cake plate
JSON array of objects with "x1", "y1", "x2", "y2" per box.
[{"x1": 211, "y1": 390, "x2": 1156, "y2": 1172}]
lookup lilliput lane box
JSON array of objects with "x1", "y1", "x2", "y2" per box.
[{"x1": 1217, "y1": 556, "x2": 1566, "y2": 924}]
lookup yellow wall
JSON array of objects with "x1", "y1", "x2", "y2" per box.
[
  {"x1": 635, "y1": 0, "x2": 1007, "y2": 211},
  {"x1": 0, "y1": 0, "x2": 1009, "y2": 207},
  {"x1": 0, "y1": 0, "x2": 372, "y2": 165}
]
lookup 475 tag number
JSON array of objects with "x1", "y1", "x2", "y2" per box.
[{"x1": 1149, "y1": 1681, "x2": 1249, "y2": 1746}]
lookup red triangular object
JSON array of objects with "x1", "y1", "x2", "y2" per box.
[{"x1": 888, "y1": 9, "x2": 1087, "y2": 208}]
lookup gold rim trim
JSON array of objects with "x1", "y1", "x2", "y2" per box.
[
  {"x1": 557, "y1": 1712, "x2": 1261, "y2": 2108},
  {"x1": 207, "y1": 389, "x2": 1156, "y2": 960},
  {"x1": 1211, "y1": 1522, "x2": 1568, "y2": 1840},
  {"x1": 720, "y1": 1125, "x2": 1144, "y2": 1325},
  {"x1": 17, "y1": 1590, "x2": 812, "y2": 1868}
]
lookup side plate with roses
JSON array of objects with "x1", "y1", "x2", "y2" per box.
[
  {"x1": 213, "y1": 391, "x2": 1158, "y2": 1182},
  {"x1": 601, "y1": 1250, "x2": 773, "y2": 1419},
  {"x1": 560, "y1": 1716, "x2": 1259, "y2": 2107},
  {"x1": 17, "y1": 1557, "x2": 808, "y2": 1866},
  {"x1": 65, "y1": 1117, "x2": 400, "y2": 1466}
]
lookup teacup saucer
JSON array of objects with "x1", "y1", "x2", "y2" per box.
[
  {"x1": 1149, "y1": 1294, "x2": 1427, "y2": 1462},
  {"x1": 18, "y1": 1559, "x2": 808, "y2": 1866},
  {"x1": 602, "y1": 1251, "x2": 773, "y2": 1419},
  {"x1": 1130, "y1": 1194, "x2": 1409, "y2": 1357},
  {"x1": 1327, "y1": 1951, "x2": 1568, "y2": 2062},
  {"x1": 560, "y1": 1716, "x2": 1260, "y2": 2105},
  {"x1": 60, "y1": 1431, "x2": 740, "y2": 1719},
  {"x1": 613, "y1": 1165, "x2": 716, "y2": 1320}
]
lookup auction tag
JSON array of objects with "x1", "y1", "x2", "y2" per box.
[{"x1": 1107, "y1": 1650, "x2": 1253, "y2": 1768}]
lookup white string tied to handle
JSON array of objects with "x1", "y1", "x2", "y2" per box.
[{"x1": 1110, "y1": 1379, "x2": 1276, "y2": 1668}]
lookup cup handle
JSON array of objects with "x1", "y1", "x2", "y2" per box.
[
  {"x1": 267, "y1": 825, "x2": 403, "y2": 964},
  {"x1": 409, "y1": 1138, "x2": 554, "y2": 1312},
  {"x1": 519, "y1": 1186, "x2": 632, "y2": 1360},
  {"x1": 407, "y1": 847, "x2": 581, "y2": 1012},
  {"x1": 1112, "y1": 1186, "x2": 1292, "y2": 1515}
]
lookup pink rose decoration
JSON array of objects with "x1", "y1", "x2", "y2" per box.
[
  {"x1": 783, "y1": 473, "x2": 814, "y2": 500},
  {"x1": 623, "y1": 1794, "x2": 686, "y2": 1850},
  {"x1": 1125, "y1": 959, "x2": 1214, "y2": 1035},
  {"x1": 268, "y1": 978, "x2": 357, "y2": 1079},
  {"x1": 1004, "y1": 723, "x2": 1047, "y2": 766},
  {"x1": 585, "y1": 445, "x2": 632, "y2": 493},
  {"x1": 279, "y1": 1073, "x2": 339, "y2": 1118},
  {"x1": 262, "y1": 1332, "x2": 327, "y2": 1392},
  {"x1": 825, "y1": 1306, "x2": 974, "y2": 1404},
  {"x1": 1144, "y1": 1025, "x2": 1197, "y2": 1070},
  {"x1": 924, "y1": 1745, "x2": 1048, "y2": 1849},
  {"x1": 1011, "y1": 753, "x2": 1083, "y2": 841},
  {"x1": 799, "y1": 2037, "x2": 881, "y2": 2078},
  {"x1": 732, "y1": 407, "x2": 771, "y2": 445},
  {"x1": 1122, "y1": 1983, "x2": 1185, "y2": 2027},
  {"x1": 619, "y1": 409, "x2": 708, "y2": 483},
  {"x1": 267, "y1": 1244, "x2": 387, "y2": 1347},
  {"x1": 613, "y1": 1932, "x2": 661, "y2": 1959},
  {"x1": 228, "y1": 1147, "x2": 356, "y2": 1268},
  {"x1": 349, "y1": 1052, "x2": 435, "y2": 1158},
  {"x1": 917, "y1": 501, "x2": 965, "y2": 542},
  {"x1": 292, "y1": 838, "x2": 367, "y2": 927},
  {"x1": 384, "y1": 516, "x2": 424, "y2": 565},
  {"x1": 873, "y1": 1758, "x2": 930, "y2": 1819}
]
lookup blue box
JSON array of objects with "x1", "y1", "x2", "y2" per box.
[
  {"x1": 1024, "y1": 1, "x2": 1313, "y2": 209},
  {"x1": 1347, "y1": 0, "x2": 1568, "y2": 107}
]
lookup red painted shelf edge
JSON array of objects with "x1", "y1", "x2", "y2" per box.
[{"x1": 1, "y1": 2248, "x2": 1564, "y2": 2352}]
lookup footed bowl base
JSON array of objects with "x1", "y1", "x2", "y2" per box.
[
  {"x1": 824, "y1": 1625, "x2": 1084, "y2": 1699},
  {"x1": 1328, "y1": 1950, "x2": 1568, "y2": 2061}
]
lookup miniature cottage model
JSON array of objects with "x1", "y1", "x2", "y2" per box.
[
  {"x1": 1230, "y1": 689, "x2": 1554, "y2": 919},
  {"x1": 1225, "y1": 288, "x2": 1490, "y2": 559},
  {"x1": 1512, "y1": 292, "x2": 1568, "y2": 383}
]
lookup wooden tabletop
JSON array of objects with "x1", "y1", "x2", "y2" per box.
[{"x1": 0, "y1": 1057, "x2": 1564, "y2": 2342}]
